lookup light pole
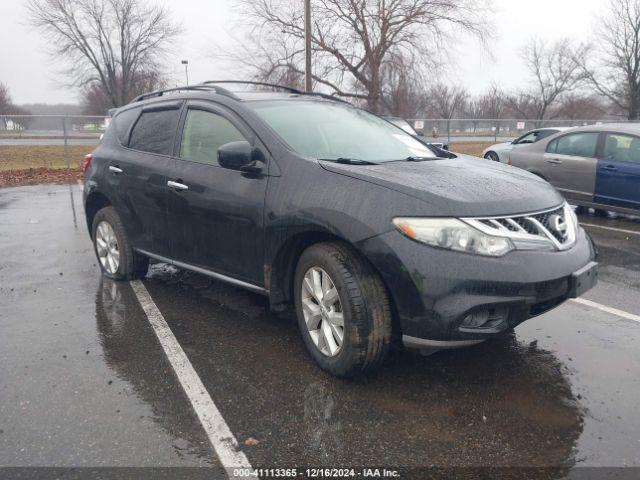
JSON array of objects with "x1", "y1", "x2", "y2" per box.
[
  {"x1": 304, "y1": 0, "x2": 312, "y2": 92},
  {"x1": 181, "y1": 59, "x2": 189, "y2": 85}
]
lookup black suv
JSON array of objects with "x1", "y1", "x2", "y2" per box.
[{"x1": 83, "y1": 81, "x2": 598, "y2": 377}]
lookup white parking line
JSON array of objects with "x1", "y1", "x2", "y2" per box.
[
  {"x1": 570, "y1": 297, "x2": 640, "y2": 324},
  {"x1": 130, "y1": 280, "x2": 253, "y2": 475},
  {"x1": 580, "y1": 223, "x2": 640, "y2": 236}
]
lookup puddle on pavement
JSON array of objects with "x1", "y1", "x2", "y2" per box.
[{"x1": 139, "y1": 265, "x2": 584, "y2": 471}]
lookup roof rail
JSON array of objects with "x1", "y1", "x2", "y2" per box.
[
  {"x1": 202, "y1": 80, "x2": 354, "y2": 105},
  {"x1": 201, "y1": 80, "x2": 304, "y2": 94},
  {"x1": 131, "y1": 84, "x2": 239, "y2": 103},
  {"x1": 130, "y1": 80, "x2": 355, "y2": 107},
  {"x1": 306, "y1": 92, "x2": 352, "y2": 105}
]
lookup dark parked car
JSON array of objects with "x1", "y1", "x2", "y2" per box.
[{"x1": 83, "y1": 81, "x2": 598, "y2": 377}]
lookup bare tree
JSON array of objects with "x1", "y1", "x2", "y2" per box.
[
  {"x1": 0, "y1": 83, "x2": 11, "y2": 114},
  {"x1": 233, "y1": 0, "x2": 492, "y2": 113},
  {"x1": 464, "y1": 96, "x2": 484, "y2": 132},
  {"x1": 379, "y1": 57, "x2": 429, "y2": 117},
  {"x1": 582, "y1": 0, "x2": 640, "y2": 119},
  {"x1": 554, "y1": 93, "x2": 607, "y2": 120},
  {"x1": 81, "y1": 72, "x2": 167, "y2": 115},
  {"x1": 0, "y1": 83, "x2": 32, "y2": 130},
  {"x1": 27, "y1": 0, "x2": 181, "y2": 108},
  {"x1": 478, "y1": 84, "x2": 505, "y2": 120},
  {"x1": 508, "y1": 38, "x2": 588, "y2": 123},
  {"x1": 426, "y1": 83, "x2": 468, "y2": 119}
]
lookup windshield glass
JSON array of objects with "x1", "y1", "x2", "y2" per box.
[
  {"x1": 247, "y1": 100, "x2": 435, "y2": 162},
  {"x1": 389, "y1": 118, "x2": 418, "y2": 135}
]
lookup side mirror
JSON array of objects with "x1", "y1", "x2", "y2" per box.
[{"x1": 218, "y1": 141, "x2": 257, "y2": 171}]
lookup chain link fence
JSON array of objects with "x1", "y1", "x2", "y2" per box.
[
  {"x1": 0, "y1": 115, "x2": 107, "y2": 174},
  {"x1": 407, "y1": 118, "x2": 640, "y2": 145},
  {"x1": 2, "y1": 114, "x2": 640, "y2": 178}
]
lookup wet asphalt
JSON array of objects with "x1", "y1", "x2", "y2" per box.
[{"x1": 0, "y1": 184, "x2": 639, "y2": 475}]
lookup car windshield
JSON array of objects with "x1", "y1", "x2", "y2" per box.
[
  {"x1": 247, "y1": 100, "x2": 436, "y2": 162},
  {"x1": 389, "y1": 118, "x2": 418, "y2": 135}
]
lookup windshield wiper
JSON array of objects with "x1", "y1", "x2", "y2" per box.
[
  {"x1": 405, "y1": 156, "x2": 434, "y2": 162},
  {"x1": 322, "y1": 157, "x2": 378, "y2": 165}
]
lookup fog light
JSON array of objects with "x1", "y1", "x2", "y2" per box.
[{"x1": 461, "y1": 307, "x2": 509, "y2": 329}]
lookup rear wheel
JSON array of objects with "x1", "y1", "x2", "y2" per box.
[
  {"x1": 92, "y1": 206, "x2": 148, "y2": 280},
  {"x1": 294, "y1": 242, "x2": 392, "y2": 377},
  {"x1": 484, "y1": 151, "x2": 500, "y2": 162}
]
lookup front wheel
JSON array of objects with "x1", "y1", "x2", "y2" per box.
[
  {"x1": 484, "y1": 151, "x2": 500, "y2": 162},
  {"x1": 294, "y1": 242, "x2": 392, "y2": 377},
  {"x1": 92, "y1": 206, "x2": 149, "y2": 280}
]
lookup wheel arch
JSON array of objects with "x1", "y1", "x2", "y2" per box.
[
  {"x1": 528, "y1": 169, "x2": 548, "y2": 181},
  {"x1": 268, "y1": 229, "x2": 343, "y2": 312},
  {"x1": 84, "y1": 190, "x2": 113, "y2": 238},
  {"x1": 268, "y1": 229, "x2": 402, "y2": 341}
]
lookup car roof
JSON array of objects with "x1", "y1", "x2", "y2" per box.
[
  {"x1": 229, "y1": 91, "x2": 316, "y2": 101},
  {"x1": 562, "y1": 123, "x2": 640, "y2": 135},
  {"x1": 112, "y1": 89, "x2": 348, "y2": 117}
]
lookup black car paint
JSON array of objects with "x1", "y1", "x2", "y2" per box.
[{"x1": 84, "y1": 91, "x2": 597, "y2": 346}]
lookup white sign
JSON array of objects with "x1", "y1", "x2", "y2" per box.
[
  {"x1": 516, "y1": 121, "x2": 526, "y2": 130},
  {"x1": 414, "y1": 120, "x2": 424, "y2": 130}
]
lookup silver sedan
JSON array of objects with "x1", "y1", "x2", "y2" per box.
[
  {"x1": 482, "y1": 127, "x2": 571, "y2": 163},
  {"x1": 507, "y1": 124, "x2": 640, "y2": 215}
]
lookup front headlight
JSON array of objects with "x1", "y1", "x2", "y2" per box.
[{"x1": 393, "y1": 217, "x2": 515, "y2": 257}]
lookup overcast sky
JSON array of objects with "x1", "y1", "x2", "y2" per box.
[{"x1": 0, "y1": 0, "x2": 605, "y2": 105}]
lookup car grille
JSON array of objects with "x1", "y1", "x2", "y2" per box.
[{"x1": 463, "y1": 203, "x2": 577, "y2": 251}]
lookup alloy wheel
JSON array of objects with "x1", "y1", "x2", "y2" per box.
[
  {"x1": 95, "y1": 221, "x2": 120, "y2": 274},
  {"x1": 301, "y1": 267, "x2": 344, "y2": 357}
]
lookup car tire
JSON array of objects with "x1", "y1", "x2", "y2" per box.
[
  {"x1": 484, "y1": 151, "x2": 499, "y2": 162},
  {"x1": 294, "y1": 241, "x2": 392, "y2": 377},
  {"x1": 92, "y1": 206, "x2": 149, "y2": 281}
]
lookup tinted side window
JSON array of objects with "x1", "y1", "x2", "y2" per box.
[
  {"x1": 547, "y1": 133, "x2": 599, "y2": 157},
  {"x1": 114, "y1": 107, "x2": 140, "y2": 145},
  {"x1": 536, "y1": 129, "x2": 558, "y2": 141},
  {"x1": 516, "y1": 131, "x2": 538, "y2": 144},
  {"x1": 129, "y1": 109, "x2": 181, "y2": 155},
  {"x1": 180, "y1": 110, "x2": 246, "y2": 166},
  {"x1": 603, "y1": 133, "x2": 640, "y2": 164}
]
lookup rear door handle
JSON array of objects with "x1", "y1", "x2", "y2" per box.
[
  {"x1": 109, "y1": 165, "x2": 123, "y2": 174},
  {"x1": 167, "y1": 180, "x2": 189, "y2": 191},
  {"x1": 546, "y1": 158, "x2": 562, "y2": 164},
  {"x1": 602, "y1": 164, "x2": 617, "y2": 170}
]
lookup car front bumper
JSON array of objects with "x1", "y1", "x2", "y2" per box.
[{"x1": 356, "y1": 227, "x2": 598, "y2": 347}]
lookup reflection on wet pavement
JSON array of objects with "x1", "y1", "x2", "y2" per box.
[
  {"x1": 0, "y1": 185, "x2": 215, "y2": 466},
  {"x1": 96, "y1": 279, "x2": 215, "y2": 463},
  {"x1": 144, "y1": 266, "x2": 584, "y2": 470}
]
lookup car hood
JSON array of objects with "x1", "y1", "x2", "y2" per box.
[
  {"x1": 319, "y1": 155, "x2": 564, "y2": 217},
  {"x1": 484, "y1": 141, "x2": 513, "y2": 153}
]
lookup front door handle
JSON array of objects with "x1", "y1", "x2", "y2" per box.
[
  {"x1": 546, "y1": 158, "x2": 562, "y2": 164},
  {"x1": 167, "y1": 180, "x2": 189, "y2": 191},
  {"x1": 109, "y1": 165, "x2": 123, "y2": 174},
  {"x1": 602, "y1": 164, "x2": 617, "y2": 170}
]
